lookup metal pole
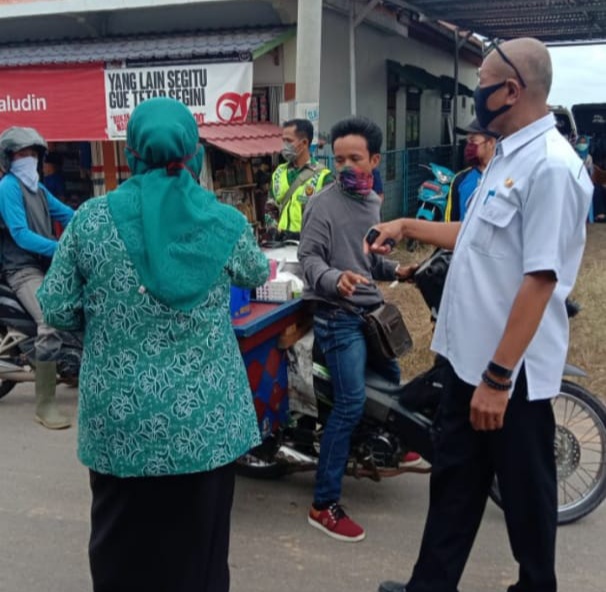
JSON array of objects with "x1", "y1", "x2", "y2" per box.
[
  {"x1": 349, "y1": 0, "x2": 380, "y2": 116},
  {"x1": 452, "y1": 29, "x2": 472, "y2": 169},
  {"x1": 350, "y1": 2, "x2": 357, "y2": 115},
  {"x1": 453, "y1": 27, "x2": 459, "y2": 149},
  {"x1": 295, "y1": 0, "x2": 322, "y2": 105}
]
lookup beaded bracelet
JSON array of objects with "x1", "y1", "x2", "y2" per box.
[{"x1": 481, "y1": 370, "x2": 512, "y2": 392}]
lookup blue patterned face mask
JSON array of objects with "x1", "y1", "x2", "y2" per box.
[
  {"x1": 10, "y1": 156, "x2": 39, "y2": 192},
  {"x1": 337, "y1": 165, "x2": 374, "y2": 197}
]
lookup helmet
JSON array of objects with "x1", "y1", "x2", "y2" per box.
[{"x1": 0, "y1": 126, "x2": 47, "y2": 173}]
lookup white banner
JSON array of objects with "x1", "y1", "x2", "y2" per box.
[{"x1": 104, "y1": 62, "x2": 253, "y2": 138}]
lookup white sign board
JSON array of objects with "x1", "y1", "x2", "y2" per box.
[
  {"x1": 278, "y1": 100, "x2": 320, "y2": 146},
  {"x1": 104, "y1": 62, "x2": 253, "y2": 138},
  {"x1": 296, "y1": 102, "x2": 320, "y2": 145}
]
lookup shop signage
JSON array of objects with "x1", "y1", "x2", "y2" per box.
[
  {"x1": 104, "y1": 62, "x2": 253, "y2": 139},
  {"x1": 0, "y1": 61, "x2": 253, "y2": 141},
  {"x1": 0, "y1": 64, "x2": 107, "y2": 141},
  {"x1": 296, "y1": 102, "x2": 320, "y2": 146}
]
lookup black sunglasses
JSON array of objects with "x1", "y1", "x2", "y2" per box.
[{"x1": 488, "y1": 41, "x2": 527, "y2": 89}]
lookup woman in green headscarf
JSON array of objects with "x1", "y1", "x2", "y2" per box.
[{"x1": 38, "y1": 98, "x2": 269, "y2": 592}]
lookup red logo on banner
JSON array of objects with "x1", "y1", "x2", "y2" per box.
[{"x1": 216, "y1": 92, "x2": 251, "y2": 123}]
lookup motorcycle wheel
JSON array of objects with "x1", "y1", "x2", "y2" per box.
[
  {"x1": 0, "y1": 328, "x2": 20, "y2": 400},
  {"x1": 236, "y1": 437, "x2": 290, "y2": 479},
  {"x1": 489, "y1": 380, "x2": 606, "y2": 525}
]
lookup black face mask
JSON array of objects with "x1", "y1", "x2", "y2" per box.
[{"x1": 473, "y1": 81, "x2": 511, "y2": 129}]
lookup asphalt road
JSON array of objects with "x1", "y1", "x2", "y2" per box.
[{"x1": 1, "y1": 384, "x2": 605, "y2": 592}]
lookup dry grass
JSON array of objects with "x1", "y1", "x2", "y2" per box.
[{"x1": 384, "y1": 224, "x2": 606, "y2": 398}]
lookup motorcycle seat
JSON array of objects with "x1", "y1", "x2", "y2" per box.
[
  {"x1": 421, "y1": 181, "x2": 441, "y2": 193},
  {"x1": 365, "y1": 369, "x2": 403, "y2": 395}
]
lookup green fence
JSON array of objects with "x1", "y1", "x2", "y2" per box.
[{"x1": 318, "y1": 143, "x2": 460, "y2": 221}]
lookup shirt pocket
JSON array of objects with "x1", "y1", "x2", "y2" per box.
[{"x1": 469, "y1": 197, "x2": 518, "y2": 258}]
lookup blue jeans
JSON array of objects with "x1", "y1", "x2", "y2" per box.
[{"x1": 313, "y1": 306, "x2": 400, "y2": 506}]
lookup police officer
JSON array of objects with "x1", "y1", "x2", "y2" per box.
[{"x1": 271, "y1": 119, "x2": 332, "y2": 240}]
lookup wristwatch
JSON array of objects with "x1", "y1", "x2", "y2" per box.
[{"x1": 487, "y1": 361, "x2": 513, "y2": 379}]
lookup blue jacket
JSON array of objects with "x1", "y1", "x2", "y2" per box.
[{"x1": 0, "y1": 173, "x2": 74, "y2": 258}]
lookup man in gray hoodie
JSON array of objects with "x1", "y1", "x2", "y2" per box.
[{"x1": 298, "y1": 116, "x2": 417, "y2": 542}]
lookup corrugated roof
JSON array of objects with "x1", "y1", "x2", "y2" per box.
[
  {"x1": 400, "y1": 1, "x2": 606, "y2": 43},
  {"x1": 200, "y1": 122, "x2": 283, "y2": 158},
  {"x1": 0, "y1": 26, "x2": 293, "y2": 67}
]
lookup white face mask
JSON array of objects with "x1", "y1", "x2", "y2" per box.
[{"x1": 10, "y1": 156, "x2": 39, "y2": 192}]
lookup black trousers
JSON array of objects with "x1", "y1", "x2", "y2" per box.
[
  {"x1": 89, "y1": 463, "x2": 236, "y2": 592},
  {"x1": 593, "y1": 183, "x2": 606, "y2": 219},
  {"x1": 408, "y1": 364, "x2": 557, "y2": 592}
]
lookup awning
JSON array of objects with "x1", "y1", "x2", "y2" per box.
[
  {"x1": 387, "y1": 60, "x2": 440, "y2": 91},
  {"x1": 438, "y1": 75, "x2": 474, "y2": 98},
  {"x1": 200, "y1": 122, "x2": 283, "y2": 158},
  {"x1": 0, "y1": 26, "x2": 295, "y2": 67},
  {"x1": 394, "y1": 1, "x2": 606, "y2": 43}
]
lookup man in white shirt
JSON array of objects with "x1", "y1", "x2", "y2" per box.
[{"x1": 367, "y1": 38, "x2": 593, "y2": 592}]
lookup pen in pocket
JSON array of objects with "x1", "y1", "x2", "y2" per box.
[{"x1": 483, "y1": 189, "x2": 496, "y2": 204}]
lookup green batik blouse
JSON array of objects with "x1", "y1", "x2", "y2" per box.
[{"x1": 38, "y1": 198, "x2": 269, "y2": 478}]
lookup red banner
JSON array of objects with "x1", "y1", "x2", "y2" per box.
[{"x1": 0, "y1": 64, "x2": 107, "y2": 141}]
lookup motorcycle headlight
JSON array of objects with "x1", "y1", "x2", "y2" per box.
[{"x1": 436, "y1": 171, "x2": 449, "y2": 184}]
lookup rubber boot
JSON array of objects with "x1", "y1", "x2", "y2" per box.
[{"x1": 35, "y1": 361, "x2": 71, "y2": 430}]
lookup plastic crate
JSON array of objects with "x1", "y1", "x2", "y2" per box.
[
  {"x1": 230, "y1": 286, "x2": 251, "y2": 319},
  {"x1": 255, "y1": 280, "x2": 293, "y2": 302}
]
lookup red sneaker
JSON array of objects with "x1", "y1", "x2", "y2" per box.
[
  {"x1": 401, "y1": 451, "x2": 423, "y2": 467},
  {"x1": 308, "y1": 503, "x2": 366, "y2": 542}
]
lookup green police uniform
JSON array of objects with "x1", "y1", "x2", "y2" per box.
[{"x1": 271, "y1": 160, "x2": 332, "y2": 235}]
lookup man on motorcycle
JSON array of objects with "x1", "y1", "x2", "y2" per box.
[
  {"x1": 298, "y1": 116, "x2": 418, "y2": 542},
  {"x1": 368, "y1": 38, "x2": 593, "y2": 592},
  {"x1": 0, "y1": 127, "x2": 74, "y2": 429},
  {"x1": 444, "y1": 118, "x2": 498, "y2": 221}
]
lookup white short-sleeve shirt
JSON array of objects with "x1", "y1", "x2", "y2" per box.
[{"x1": 432, "y1": 114, "x2": 593, "y2": 400}]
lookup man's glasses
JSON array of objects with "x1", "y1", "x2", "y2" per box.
[{"x1": 487, "y1": 40, "x2": 527, "y2": 89}]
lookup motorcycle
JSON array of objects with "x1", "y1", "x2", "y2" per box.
[
  {"x1": 0, "y1": 281, "x2": 82, "y2": 400},
  {"x1": 238, "y1": 249, "x2": 606, "y2": 525},
  {"x1": 414, "y1": 163, "x2": 454, "y2": 222},
  {"x1": 407, "y1": 163, "x2": 455, "y2": 251}
]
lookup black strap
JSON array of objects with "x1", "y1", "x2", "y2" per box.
[
  {"x1": 315, "y1": 298, "x2": 381, "y2": 318},
  {"x1": 278, "y1": 162, "x2": 324, "y2": 220}
]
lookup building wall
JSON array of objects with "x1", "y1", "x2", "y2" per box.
[
  {"x1": 318, "y1": 9, "x2": 478, "y2": 149},
  {"x1": 253, "y1": 51, "x2": 284, "y2": 86},
  {"x1": 282, "y1": 35, "x2": 297, "y2": 82}
]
